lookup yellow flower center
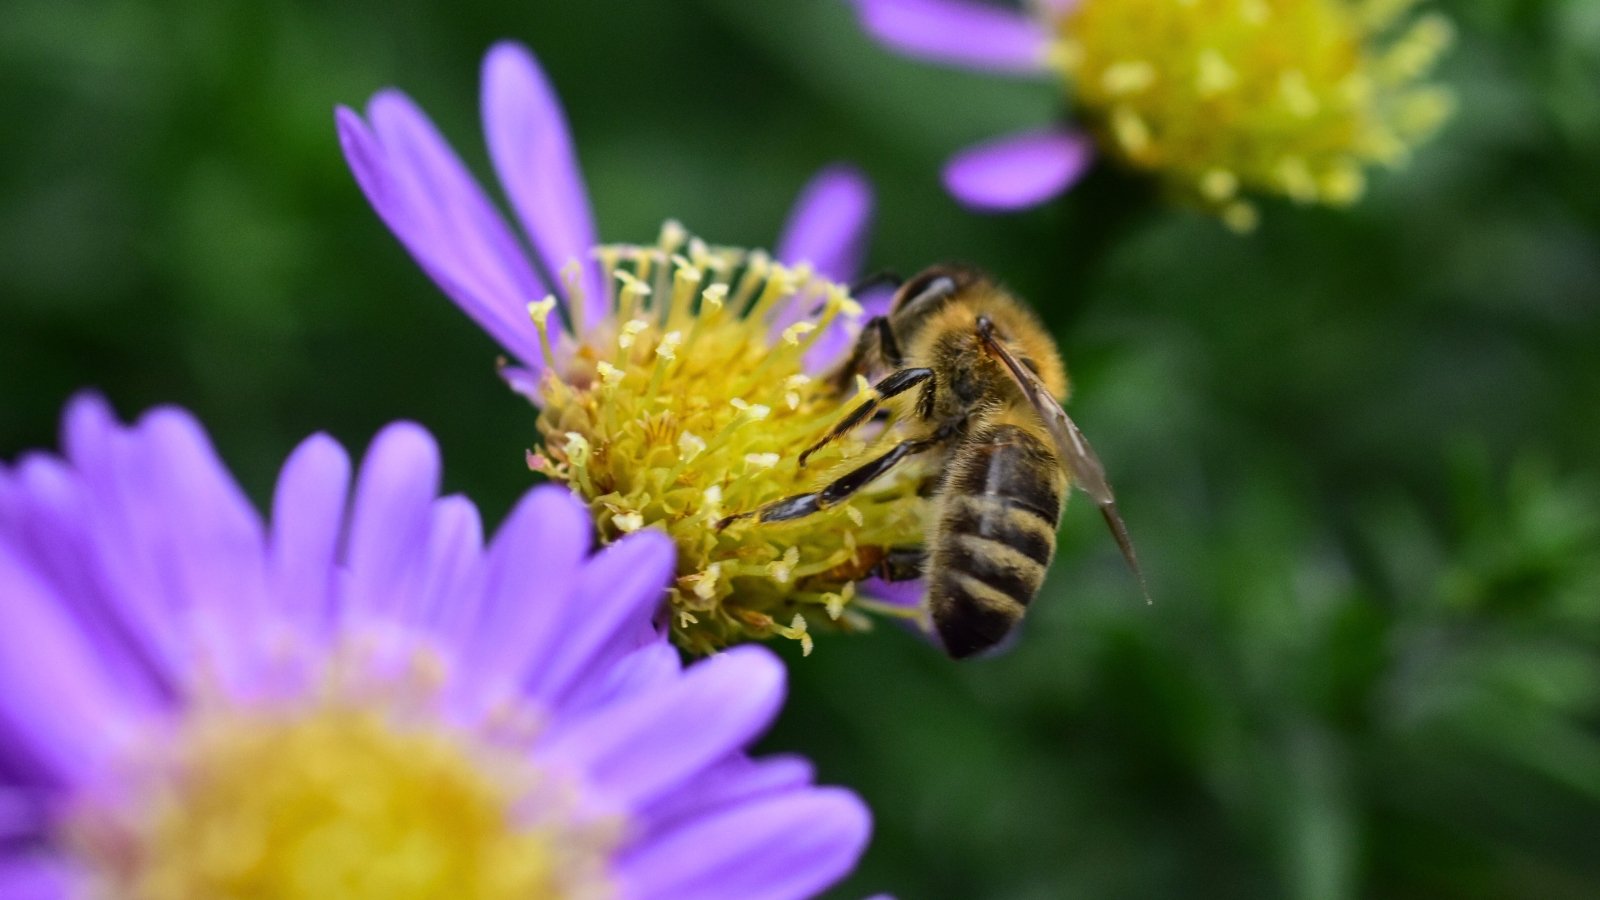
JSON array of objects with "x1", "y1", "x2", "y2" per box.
[
  {"x1": 66, "y1": 649, "x2": 616, "y2": 899},
  {"x1": 528, "y1": 223, "x2": 929, "y2": 655},
  {"x1": 1052, "y1": 0, "x2": 1454, "y2": 228}
]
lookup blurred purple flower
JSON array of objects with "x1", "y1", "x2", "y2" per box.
[
  {"x1": 0, "y1": 395, "x2": 870, "y2": 897},
  {"x1": 850, "y1": 0, "x2": 1089, "y2": 211},
  {"x1": 852, "y1": 0, "x2": 1455, "y2": 224}
]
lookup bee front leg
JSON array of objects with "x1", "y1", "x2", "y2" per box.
[
  {"x1": 719, "y1": 429, "x2": 948, "y2": 530},
  {"x1": 828, "y1": 315, "x2": 905, "y2": 393},
  {"x1": 798, "y1": 367, "x2": 933, "y2": 467}
]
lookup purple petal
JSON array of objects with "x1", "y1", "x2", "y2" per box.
[
  {"x1": 454, "y1": 486, "x2": 592, "y2": 705},
  {"x1": 0, "y1": 853, "x2": 72, "y2": 899},
  {"x1": 852, "y1": 0, "x2": 1052, "y2": 74},
  {"x1": 775, "y1": 165, "x2": 873, "y2": 284},
  {"x1": 0, "y1": 790, "x2": 46, "y2": 842},
  {"x1": 524, "y1": 529, "x2": 676, "y2": 707},
  {"x1": 943, "y1": 127, "x2": 1093, "y2": 211},
  {"x1": 0, "y1": 546, "x2": 143, "y2": 787},
  {"x1": 404, "y1": 495, "x2": 485, "y2": 633},
  {"x1": 336, "y1": 102, "x2": 550, "y2": 370},
  {"x1": 558, "y1": 639, "x2": 682, "y2": 717},
  {"x1": 540, "y1": 646, "x2": 785, "y2": 813},
  {"x1": 57, "y1": 393, "x2": 118, "y2": 484},
  {"x1": 133, "y1": 407, "x2": 270, "y2": 637},
  {"x1": 21, "y1": 397, "x2": 177, "y2": 697},
  {"x1": 861, "y1": 577, "x2": 924, "y2": 609},
  {"x1": 267, "y1": 433, "x2": 352, "y2": 635},
  {"x1": 340, "y1": 422, "x2": 441, "y2": 623},
  {"x1": 643, "y1": 753, "x2": 815, "y2": 827},
  {"x1": 615, "y1": 786, "x2": 871, "y2": 900},
  {"x1": 482, "y1": 42, "x2": 605, "y2": 330},
  {"x1": 3, "y1": 453, "x2": 172, "y2": 706},
  {"x1": 498, "y1": 363, "x2": 542, "y2": 403}
]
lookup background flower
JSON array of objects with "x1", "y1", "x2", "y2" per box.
[
  {"x1": 852, "y1": 0, "x2": 1453, "y2": 228},
  {"x1": 0, "y1": 395, "x2": 869, "y2": 898},
  {"x1": 2, "y1": 2, "x2": 1598, "y2": 896}
]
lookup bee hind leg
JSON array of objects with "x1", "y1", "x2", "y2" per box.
[
  {"x1": 874, "y1": 547, "x2": 926, "y2": 582},
  {"x1": 799, "y1": 366, "x2": 933, "y2": 468}
]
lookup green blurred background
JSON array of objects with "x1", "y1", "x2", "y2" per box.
[{"x1": 4, "y1": 0, "x2": 1599, "y2": 896}]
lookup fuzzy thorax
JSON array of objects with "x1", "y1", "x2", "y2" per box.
[
  {"x1": 527, "y1": 224, "x2": 930, "y2": 655},
  {"x1": 1050, "y1": 0, "x2": 1454, "y2": 229}
]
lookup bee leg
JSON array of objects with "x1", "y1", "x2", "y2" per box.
[
  {"x1": 828, "y1": 316, "x2": 904, "y2": 392},
  {"x1": 720, "y1": 429, "x2": 950, "y2": 529},
  {"x1": 874, "y1": 547, "x2": 926, "y2": 582},
  {"x1": 799, "y1": 367, "x2": 932, "y2": 468}
]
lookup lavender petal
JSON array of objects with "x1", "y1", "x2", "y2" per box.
[
  {"x1": 0, "y1": 547, "x2": 143, "y2": 787},
  {"x1": 558, "y1": 640, "x2": 683, "y2": 718},
  {"x1": 775, "y1": 164, "x2": 873, "y2": 284},
  {"x1": 266, "y1": 433, "x2": 351, "y2": 636},
  {"x1": 341, "y1": 422, "x2": 442, "y2": 624},
  {"x1": 861, "y1": 576, "x2": 925, "y2": 609},
  {"x1": 524, "y1": 528, "x2": 677, "y2": 706},
  {"x1": 336, "y1": 101, "x2": 550, "y2": 369},
  {"x1": 943, "y1": 126, "x2": 1093, "y2": 211},
  {"x1": 400, "y1": 494, "x2": 485, "y2": 634},
  {"x1": 4, "y1": 452, "x2": 172, "y2": 706},
  {"x1": 540, "y1": 646, "x2": 785, "y2": 813},
  {"x1": 852, "y1": 0, "x2": 1052, "y2": 74},
  {"x1": 450, "y1": 486, "x2": 591, "y2": 710},
  {"x1": 0, "y1": 853, "x2": 71, "y2": 899},
  {"x1": 482, "y1": 41, "x2": 605, "y2": 328},
  {"x1": 642, "y1": 753, "x2": 816, "y2": 827},
  {"x1": 132, "y1": 407, "x2": 271, "y2": 657},
  {"x1": 614, "y1": 786, "x2": 871, "y2": 900}
]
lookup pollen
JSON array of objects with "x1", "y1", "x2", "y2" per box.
[
  {"x1": 528, "y1": 224, "x2": 929, "y2": 655},
  {"x1": 66, "y1": 648, "x2": 616, "y2": 900},
  {"x1": 1050, "y1": 0, "x2": 1455, "y2": 226}
]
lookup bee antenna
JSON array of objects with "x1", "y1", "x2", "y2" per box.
[{"x1": 1099, "y1": 502, "x2": 1153, "y2": 605}]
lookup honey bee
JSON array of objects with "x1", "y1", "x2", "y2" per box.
[{"x1": 722, "y1": 265, "x2": 1147, "y2": 658}]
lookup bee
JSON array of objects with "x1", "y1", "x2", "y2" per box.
[{"x1": 721, "y1": 265, "x2": 1147, "y2": 658}]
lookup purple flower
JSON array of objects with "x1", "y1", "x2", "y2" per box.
[
  {"x1": 336, "y1": 42, "x2": 929, "y2": 655},
  {"x1": 337, "y1": 41, "x2": 881, "y2": 394},
  {"x1": 851, "y1": 0, "x2": 1455, "y2": 227},
  {"x1": 0, "y1": 394, "x2": 870, "y2": 897},
  {"x1": 851, "y1": 0, "x2": 1092, "y2": 211}
]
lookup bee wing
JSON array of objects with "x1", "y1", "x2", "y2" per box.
[{"x1": 978, "y1": 319, "x2": 1151, "y2": 603}]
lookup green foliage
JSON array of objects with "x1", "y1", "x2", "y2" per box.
[{"x1": 2, "y1": 0, "x2": 1598, "y2": 896}]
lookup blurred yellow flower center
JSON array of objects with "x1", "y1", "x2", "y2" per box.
[
  {"x1": 1051, "y1": 0, "x2": 1454, "y2": 228},
  {"x1": 528, "y1": 223, "x2": 929, "y2": 655},
  {"x1": 68, "y1": 651, "x2": 615, "y2": 899}
]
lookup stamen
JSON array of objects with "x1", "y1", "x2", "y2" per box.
[
  {"x1": 1050, "y1": 0, "x2": 1454, "y2": 220},
  {"x1": 527, "y1": 296, "x2": 559, "y2": 372},
  {"x1": 526, "y1": 226, "x2": 930, "y2": 653},
  {"x1": 66, "y1": 645, "x2": 617, "y2": 899}
]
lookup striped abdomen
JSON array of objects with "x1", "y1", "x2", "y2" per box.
[{"x1": 928, "y1": 422, "x2": 1066, "y2": 658}]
